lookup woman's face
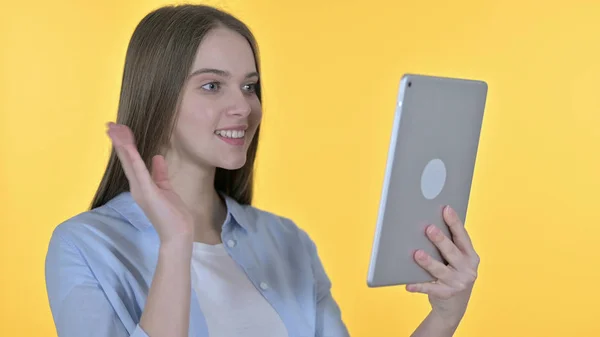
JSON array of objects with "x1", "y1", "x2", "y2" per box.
[{"x1": 169, "y1": 26, "x2": 262, "y2": 171}]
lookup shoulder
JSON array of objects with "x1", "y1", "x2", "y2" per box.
[
  {"x1": 49, "y1": 203, "x2": 139, "y2": 249},
  {"x1": 46, "y1": 197, "x2": 154, "y2": 278},
  {"x1": 232, "y1": 201, "x2": 318, "y2": 256},
  {"x1": 237, "y1": 201, "x2": 312, "y2": 237},
  {"x1": 45, "y1": 197, "x2": 158, "y2": 297},
  {"x1": 45, "y1": 199, "x2": 155, "y2": 329}
]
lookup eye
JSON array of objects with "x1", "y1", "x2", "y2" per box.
[
  {"x1": 201, "y1": 82, "x2": 220, "y2": 91},
  {"x1": 242, "y1": 83, "x2": 257, "y2": 94}
]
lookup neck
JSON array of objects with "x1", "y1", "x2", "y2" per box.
[{"x1": 166, "y1": 157, "x2": 227, "y2": 245}]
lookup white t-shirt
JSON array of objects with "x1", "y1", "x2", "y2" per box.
[{"x1": 190, "y1": 242, "x2": 289, "y2": 337}]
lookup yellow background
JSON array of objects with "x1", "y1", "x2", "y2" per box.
[{"x1": 1, "y1": 0, "x2": 599, "y2": 336}]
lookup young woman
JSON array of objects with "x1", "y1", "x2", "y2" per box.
[{"x1": 45, "y1": 4, "x2": 480, "y2": 337}]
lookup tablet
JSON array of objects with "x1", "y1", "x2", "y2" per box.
[{"x1": 367, "y1": 74, "x2": 488, "y2": 287}]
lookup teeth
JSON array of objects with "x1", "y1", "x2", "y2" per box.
[{"x1": 216, "y1": 130, "x2": 245, "y2": 139}]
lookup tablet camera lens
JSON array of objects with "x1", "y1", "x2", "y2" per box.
[{"x1": 408, "y1": 82, "x2": 412, "y2": 88}]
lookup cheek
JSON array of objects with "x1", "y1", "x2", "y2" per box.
[
  {"x1": 171, "y1": 116, "x2": 216, "y2": 158},
  {"x1": 177, "y1": 97, "x2": 218, "y2": 136},
  {"x1": 250, "y1": 102, "x2": 263, "y2": 126}
]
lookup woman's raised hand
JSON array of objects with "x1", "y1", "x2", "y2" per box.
[{"x1": 106, "y1": 122, "x2": 194, "y2": 246}]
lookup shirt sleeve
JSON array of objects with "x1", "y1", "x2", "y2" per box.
[
  {"x1": 299, "y1": 229, "x2": 351, "y2": 337},
  {"x1": 45, "y1": 229, "x2": 149, "y2": 337}
]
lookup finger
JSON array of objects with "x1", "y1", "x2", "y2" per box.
[
  {"x1": 107, "y1": 123, "x2": 136, "y2": 184},
  {"x1": 106, "y1": 123, "x2": 153, "y2": 193},
  {"x1": 406, "y1": 281, "x2": 454, "y2": 300},
  {"x1": 425, "y1": 224, "x2": 469, "y2": 271},
  {"x1": 413, "y1": 249, "x2": 453, "y2": 283},
  {"x1": 444, "y1": 206, "x2": 476, "y2": 257},
  {"x1": 151, "y1": 155, "x2": 172, "y2": 190}
]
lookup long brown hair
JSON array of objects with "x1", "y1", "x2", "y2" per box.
[{"x1": 91, "y1": 4, "x2": 262, "y2": 209}]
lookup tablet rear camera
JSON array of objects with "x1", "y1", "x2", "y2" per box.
[{"x1": 408, "y1": 81, "x2": 412, "y2": 88}]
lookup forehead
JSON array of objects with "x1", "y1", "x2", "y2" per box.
[{"x1": 191, "y1": 27, "x2": 257, "y2": 74}]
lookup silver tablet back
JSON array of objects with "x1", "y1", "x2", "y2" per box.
[{"x1": 367, "y1": 74, "x2": 488, "y2": 287}]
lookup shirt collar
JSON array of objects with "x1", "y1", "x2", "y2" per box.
[
  {"x1": 219, "y1": 191, "x2": 254, "y2": 232},
  {"x1": 105, "y1": 191, "x2": 254, "y2": 232}
]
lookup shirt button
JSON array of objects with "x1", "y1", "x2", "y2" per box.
[
  {"x1": 227, "y1": 239, "x2": 236, "y2": 248},
  {"x1": 259, "y1": 282, "x2": 269, "y2": 290}
]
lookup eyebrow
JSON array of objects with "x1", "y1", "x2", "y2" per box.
[{"x1": 188, "y1": 68, "x2": 259, "y2": 79}]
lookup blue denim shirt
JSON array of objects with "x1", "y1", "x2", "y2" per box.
[{"x1": 45, "y1": 191, "x2": 350, "y2": 337}]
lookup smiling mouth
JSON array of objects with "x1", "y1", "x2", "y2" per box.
[{"x1": 214, "y1": 129, "x2": 245, "y2": 139}]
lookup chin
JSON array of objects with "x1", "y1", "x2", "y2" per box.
[{"x1": 217, "y1": 156, "x2": 247, "y2": 171}]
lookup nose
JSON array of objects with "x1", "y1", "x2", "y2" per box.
[{"x1": 227, "y1": 90, "x2": 252, "y2": 117}]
